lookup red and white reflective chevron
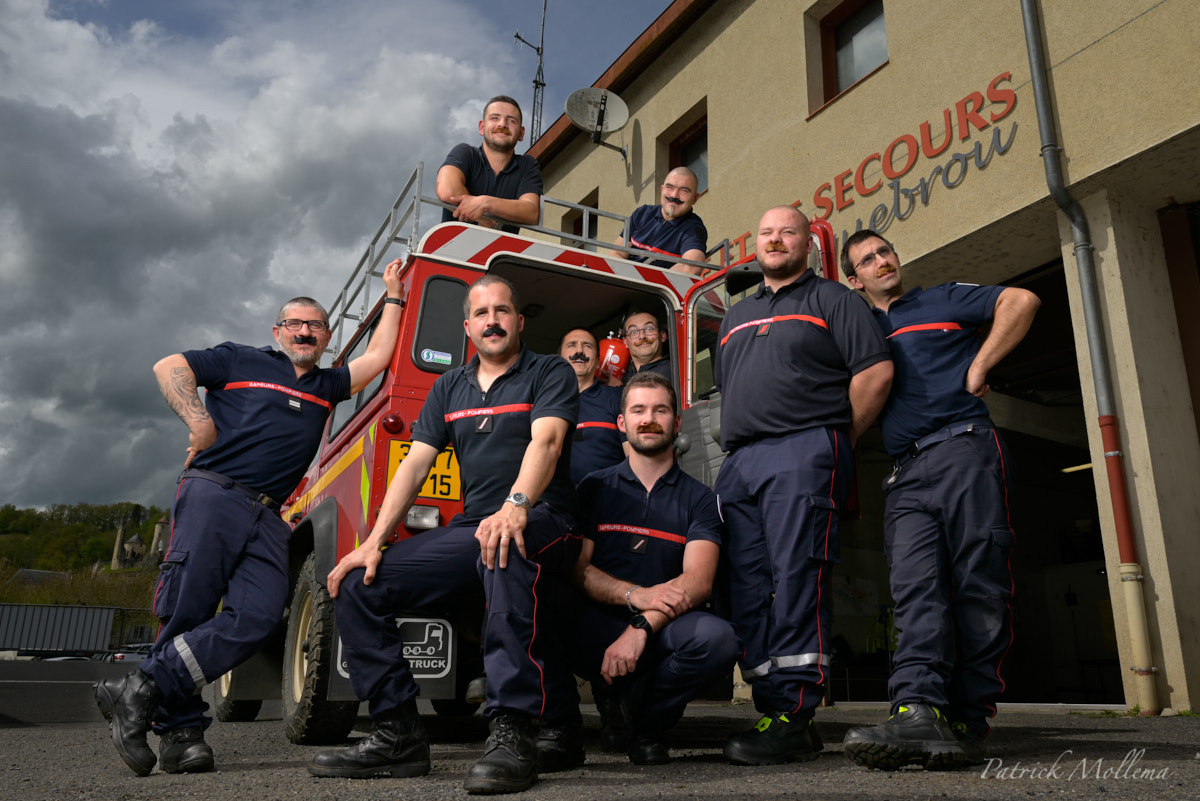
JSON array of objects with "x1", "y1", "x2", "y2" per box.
[{"x1": 418, "y1": 223, "x2": 702, "y2": 299}]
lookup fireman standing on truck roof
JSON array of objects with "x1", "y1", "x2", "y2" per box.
[
  {"x1": 437, "y1": 95, "x2": 543, "y2": 234},
  {"x1": 311, "y1": 274, "x2": 581, "y2": 795},
  {"x1": 839, "y1": 230, "x2": 1039, "y2": 771},
  {"x1": 713, "y1": 206, "x2": 893, "y2": 766},
  {"x1": 612, "y1": 166, "x2": 709, "y2": 276},
  {"x1": 94, "y1": 260, "x2": 406, "y2": 777}
]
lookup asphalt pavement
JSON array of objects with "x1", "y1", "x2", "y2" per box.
[{"x1": 1, "y1": 661, "x2": 1197, "y2": 801}]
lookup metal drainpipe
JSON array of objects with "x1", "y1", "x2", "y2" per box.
[{"x1": 1020, "y1": 0, "x2": 1159, "y2": 715}]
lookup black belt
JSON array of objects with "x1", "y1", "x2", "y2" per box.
[
  {"x1": 899, "y1": 420, "x2": 992, "y2": 464},
  {"x1": 179, "y1": 468, "x2": 281, "y2": 512}
]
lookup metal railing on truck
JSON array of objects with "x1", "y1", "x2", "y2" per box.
[{"x1": 324, "y1": 162, "x2": 731, "y2": 357}]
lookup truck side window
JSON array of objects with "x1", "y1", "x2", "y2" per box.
[
  {"x1": 413, "y1": 277, "x2": 468, "y2": 374},
  {"x1": 328, "y1": 316, "x2": 384, "y2": 440},
  {"x1": 690, "y1": 284, "x2": 728, "y2": 400}
]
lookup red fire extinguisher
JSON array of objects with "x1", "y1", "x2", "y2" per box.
[{"x1": 596, "y1": 332, "x2": 630, "y2": 384}]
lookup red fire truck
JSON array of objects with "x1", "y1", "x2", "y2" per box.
[{"x1": 211, "y1": 164, "x2": 837, "y2": 744}]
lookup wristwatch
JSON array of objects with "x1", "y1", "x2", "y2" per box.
[
  {"x1": 630, "y1": 613, "x2": 654, "y2": 635},
  {"x1": 505, "y1": 492, "x2": 531, "y2": 509}
]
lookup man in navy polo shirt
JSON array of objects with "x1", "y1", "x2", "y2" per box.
[
  {"x1": 562, "y1": 371, "x2": 738, "y2": 765},
  {"x1": 559, "y1": 327, "x2": 627, "y2": 485},
  {"x1": 437, "y1": 95, "x2": 543, "y2": 234},
  {"x1": 621, "y1": 310, "x2": 673, "y2": 385},
  {"x1": 840, "y1": 230, "x2": 1039, "y2": 771},
  {"x1": 95, "y1": 260, "x2": 406, "y2": 777},
  {"x1": 613, "y1": 166, "x2": 708, "y2": 275},
  {"x1": 310, "y1": 274, "x2": 580, "y2": 795},
  {"x1": 714, "y1": 206, "x2": 893, "y2": 766}
]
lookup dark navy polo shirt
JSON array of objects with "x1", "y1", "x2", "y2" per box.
[
  {"x1": 570, "y1": 381, "x2": 625, "y2": 485},
  {"x1": 715, "y1": 268, "x2": 891, "y2": 452},
  {"x1": 621, "y1": 356, "x2": 673, "y2": 385},
  {"x1": 623, "y1": 204, "x2": 708, "y2": 268},
  {"x1": 183, "y1": 342, "x2": 351, "y2": 500},
  {"x1": 412, "y1": 346, "x2": 578, "y2": 518},
  {"x1": 578, "y1": 460, "x2": 723, "y2": 589},
  {"x1": 440, "y1": 143, "x2": 544, "y2": 234},
  {"x1": 871, "y1": 283, "x2": 1005, "y2": 457}
]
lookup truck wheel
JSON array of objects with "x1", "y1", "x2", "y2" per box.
[
  {"x1": 212, "y1": 669, "x2": 264, "y2": 722},
  {"x1": 431, "y1": 698, "x2": 481, "y2": 717},
  {"x1": 282, "y1": 552, "x2": 359, "y2": 744}
]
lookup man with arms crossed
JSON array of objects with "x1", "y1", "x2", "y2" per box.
[
  {"x1": 96, "y1": 260, "x2": 405, "y2": 776},
  {"x1": 438, "y1": 95, "x2": 542, "y2": 233},
  {"x1": 309, "y1": 274, "x2": 580, "y2": 795},
  {"x1": 714, "y1": 206, "x2": 893, "y2": 765},
  {"x1": 568, "y1": 371, "x2": 738, "y2": 764},
  {"x1": 840, "y1": 230, "x2": 1039, "y2": 770}
]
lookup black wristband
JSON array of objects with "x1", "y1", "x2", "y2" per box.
[{"x1": 384, "y1": 297, "x2": 405, "y2": 307}]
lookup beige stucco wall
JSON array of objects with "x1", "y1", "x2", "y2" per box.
[{"x1": 537, "y1": 0, "x2": 1200, "y2": 711}]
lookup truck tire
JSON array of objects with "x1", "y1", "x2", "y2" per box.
[
  {"x1": 212, "y1": 669, "x2": 264, "y2": 722},
  {"x1": 282, "y1": 552, "x2": 359, "y2": 744}
]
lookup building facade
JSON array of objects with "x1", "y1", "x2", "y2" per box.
[{"x1": 530, "y1": 0, "x2": 1200, "y2": 712}]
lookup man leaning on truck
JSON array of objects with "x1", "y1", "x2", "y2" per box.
[
  {"x1": 94, "y1": 260, "x2": 405, "y2": 777},
  {"x1": 309, "y1": 273, "x2": 581, "y2": 795}
]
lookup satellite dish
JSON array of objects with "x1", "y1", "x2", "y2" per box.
[{"x1": 565, "y1": 88, "x2": 629, "y2": 160}]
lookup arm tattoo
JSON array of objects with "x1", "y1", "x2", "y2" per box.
[{"x1": 159, "y1": 365, "x2": 212, "y2": 428}]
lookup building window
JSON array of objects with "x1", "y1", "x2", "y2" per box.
[
  {"x1": 670, "y1": 116, "x2": 708, "y2": 194},
  {"x1": 562, "y1": 188, "x2": 600, "y2": 251},
  {"x1": 821, "y1": 0, "x2": 887, "y2": 102}
]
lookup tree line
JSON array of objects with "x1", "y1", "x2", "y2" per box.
[{"x1": 0, "y1": 502, "x2": 167, "y2": 572}]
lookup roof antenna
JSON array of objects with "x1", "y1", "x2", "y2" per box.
[{"x1": 514, "y1": 0, "x2": 547, "y2": 145}]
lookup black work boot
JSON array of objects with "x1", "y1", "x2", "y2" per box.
[
  {"x1": 628, "y1": 731, "x2": 669, "y2": 765},
  {"x1": 535, "y1": 721, "x2": 585, "y2": 772},
  {"x1": 594, "y1": 683, "x2": 629, "y2": 753},
  {"x1": 94, "y1": 670, "x2": 162, "y2": 776},
  {"x1": 950, "y1": 721, "x2": 988, "y2": 766},
  {"x1": 464, "y1": 713, "x2": 538, "y2": 794},
  {"x1": 842, "y1": 703, "x2": 967, "y2": 771},
  {"x1": 724, "y1": 712, "x2": 823, "y2": 766},
  {"x1": 308, "y1": 703, "x2": 430, "y2": 778},
  {"x1": 159, "y1": 726, "x2": 215, "y2": 773}
]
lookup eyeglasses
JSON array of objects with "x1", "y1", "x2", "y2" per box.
[
  {"x1": 852, "y1": 244, "x2": 895, "y2": 275},
  {"x1": 625, "y1": 323, "x2": 659, "y2": 339},
  {"x1": 277, "y1": 319, "x2": 330, "y2": 332}
]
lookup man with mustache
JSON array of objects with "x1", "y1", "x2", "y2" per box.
[
  {"x1": 621, "y1": 310, "x2": 673, "y2": 385},
  {"x1": 559, "y1": 371, "x2": 738, "y2": 764},
  {"x1": 310, "y1": 274, "x2": 581, "y2": 795},
  {"x1": 714, "y1": 206, "x2": 893, "y2": 766},
  {"x1": 558, "y1": 328, "x2": 628, "y2": 486},
  {"x1": 437, "y1": 95, "x2": 543, "y2": 234},
  {"x1": 96, "y1": 260, "x2": 405, "y2": 777},
  {"x1": 613, "y1": 166, "x2": 708, "y2": 275},
  {"x1": 839, "y1": 230, "x2": 1039, "y2": 771}
]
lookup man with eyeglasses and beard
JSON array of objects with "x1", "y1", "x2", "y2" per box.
[
  {"x1": 839, "y1": 230, "x2": 1039, "y2": 771},
  {"x1": 438, "y1": 95, "x2": 543, "y2": 234},
  {"x1": 621, "y1": 310, "x2": 674, "y2": 385},
  {"x1": 95, "y1": 260, "x2": 405, "y2": 777}
]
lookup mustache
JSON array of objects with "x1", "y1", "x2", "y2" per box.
[
  {"x1": 293, "y1": 335, "x2": 318, "y2": 345},
  {"x1": 482, "y1": 325, "x2": 508, "y2": 338},
  {"x1": 568, "y1": 352, "x2": 589, "y2": 363},
  {"x1": 491, "y1": 127, "x2": 511, "y2": 134},
  {"x1": 636, "y1": 422, "x2": 665, "y2": 434},
  {"x1": 664, "y1": 196, "x2": 684, "y2": 205},
  {"x1": 763, "y1": 243, "x2": 788, "y2": 253}
]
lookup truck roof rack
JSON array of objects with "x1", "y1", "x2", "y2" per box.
[{"x1": 324, "y1": 162, "x2": 732, "y2": 357}]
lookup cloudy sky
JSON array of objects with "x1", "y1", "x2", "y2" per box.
[{"x1": 0, "y1": 0, "x2": 670, "y2": 509}]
